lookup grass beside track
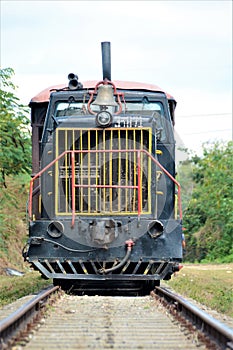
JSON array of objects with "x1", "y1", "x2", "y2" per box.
[
  {"x1": 165, "y1": 263, "x2": 233, "y2": 317},
  {"x1": 0, "y1": 271, "x2": 51, "y2": 307}
]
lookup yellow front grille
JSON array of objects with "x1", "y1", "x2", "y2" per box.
[{"x1": 55, "y1": 128, "x2": 152, "y2": 216}]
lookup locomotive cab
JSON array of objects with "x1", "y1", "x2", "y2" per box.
[{"x1": 24, "y1": 42, "x2": 183, "y2": 293}]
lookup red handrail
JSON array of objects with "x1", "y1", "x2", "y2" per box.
[
  {"x1": 29, "y1": 150, "x2": 68, "y2": 220},
  {"x1": 142, "y1": 150, "x2": 182, "y2": 220},
  {"x1": 28, "y1": 149, "x2": 182, "y2": 225}
]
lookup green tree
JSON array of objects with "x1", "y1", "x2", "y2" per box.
[
  {"x1": 0, "y1": 67, "x2": 31, "y2": 187},
  {"x1": 183, "y1": 141, "x2": 233, "y2": 262},
  {"x1": 0, "y1": 68, "x2": 31, "y2": 258}
]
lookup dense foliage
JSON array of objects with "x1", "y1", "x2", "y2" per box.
[
  {"x1": 0, "y1": 68, "x2": 31, "y2": 260},
  {"x1": 179, "y1": 141, "x2": 233, "y2": 262},
  {"x1": 0, "y1": 67, "x2": 31, "y2": 187}
]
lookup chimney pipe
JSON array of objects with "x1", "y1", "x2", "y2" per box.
[{"x1": 101, "y1": 41, "x2": 111, "y2": 81}]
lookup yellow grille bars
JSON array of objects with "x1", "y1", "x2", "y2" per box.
[
  {"x1": 29, "y1": 127, "x2": 182, "y2": 227},
  {"x1": 55, "y1": 128, "x2": 152, "y2": 217},
  {"x1": 28, "y1": 147, "x2": 182, "y2": 226}
]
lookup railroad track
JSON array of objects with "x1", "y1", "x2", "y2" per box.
[
  {"x1": 153, "y1": 287, "x2": 233, "y2": 350},
  {"x1": 0, "y1": 285, "x2": 60, "y2": 350},
  {"x1": 0, "y1": 285, "x2": 232, "y2": 349}
]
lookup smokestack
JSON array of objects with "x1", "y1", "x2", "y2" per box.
[{"x1": 101, "y1": 41, "x2": 111, "y2": 81}]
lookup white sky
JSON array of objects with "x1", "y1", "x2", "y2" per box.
[{"x1": 1, "y1": 0, "x2": 232, "y2": 154}]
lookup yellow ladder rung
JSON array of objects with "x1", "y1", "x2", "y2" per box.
[
  {"x1": 156, "y1": 191, "x2": 164, "y2": 195},
  {"x1": 39, "y1": 194, "x2": 41, "y2": 214},
  {"x1": 156, "y1": 171, "x2": 163, "y2": 181}
]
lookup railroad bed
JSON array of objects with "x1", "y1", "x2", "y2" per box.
[{"x1": 14, "y1": 294, "x2": 204, "y2": 349}]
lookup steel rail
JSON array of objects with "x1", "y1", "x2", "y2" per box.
[
  {"x1": 154, "y1": 286, "x2": 233, "y2": 350},
  {"x1": 0, "y1": 285, "x2": 59, "y2": 349}
]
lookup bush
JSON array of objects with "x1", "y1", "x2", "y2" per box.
[{"x1": 179, "y1": 141, "x2": 233, "y2": 262}]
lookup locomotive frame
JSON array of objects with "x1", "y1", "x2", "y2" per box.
[{"x1": 23, "y1": 42, "x2": 183, "y2": 292}]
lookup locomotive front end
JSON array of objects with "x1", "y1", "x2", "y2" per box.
[{"x1": 24, "y1": 42, "x2": 183, "y2": 292}]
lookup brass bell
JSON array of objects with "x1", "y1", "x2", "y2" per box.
[{"x1": 92, "y1": 85, "x2": 118, "y2": 107}]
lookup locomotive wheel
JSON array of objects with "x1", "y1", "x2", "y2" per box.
[
  {"x1": 53, "y1": 279, "x2": 74, "y2": 292},
  {"x1": 138, "y1": 280, "x2": 160, "y2": 295}
]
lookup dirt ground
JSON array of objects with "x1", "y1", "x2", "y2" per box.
[{"x1": 183, "y1": 263, "x2": 233, "y2": 270}]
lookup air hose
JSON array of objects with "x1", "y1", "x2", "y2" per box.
[
  {"x1": 98, "y1": 239, "x2": 135, "y2": 274},
  {"x1": 22, "y1": 237, "x2": 97, "y2": 259}
]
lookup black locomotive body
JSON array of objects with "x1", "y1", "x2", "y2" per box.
[{"x1": 23, "y1": 43, "x2": 183, "y2": 292}]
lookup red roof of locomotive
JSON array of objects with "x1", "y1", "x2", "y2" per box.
[{"x1": 30, "y1": 80, "x2": 176, "y2": 104}]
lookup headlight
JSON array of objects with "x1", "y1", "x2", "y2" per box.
[
  {"x1": 47, "y1": 221, "x2": 64, "y2": 238},
  {"x1": 96, "y1": 111, "x2": 112, "y2": 127}
]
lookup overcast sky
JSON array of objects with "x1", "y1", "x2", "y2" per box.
[{"x1": 1, "y1": 0, "x2": 232, "y2": 154}]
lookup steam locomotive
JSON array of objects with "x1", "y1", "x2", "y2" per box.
[{"x1": 23, "y1": 42, "x2": 183, "y2": 293}]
